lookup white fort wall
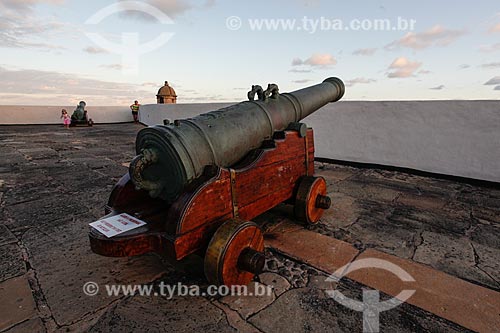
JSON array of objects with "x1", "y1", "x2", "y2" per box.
[
  {"x1": 139, "y1": 101, "x2": 500, "y2": 183},
  {"x1": 0, "y1": 105, "x2": 132, "y2": 124},
  {"x1": 1, "y1": 101, "x2": 499, "y2": 183}
]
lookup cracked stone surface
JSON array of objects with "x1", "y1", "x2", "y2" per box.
[
  {"x1": 469, "y1": 242, "x2": 500, "y2": 289},
  {"x1": 0, "y1": 243, "x2": 26, "y2": 283},
  {"x1": 304, "y1": 163, "x2": 500, "y2": 291},
  {"x1": 263, "y1": 250, "x2": 321, "y2": 289},
  {"x1": 257, "y1": 272, "x2": 290, "y2": 297},
  {"x1": 0, "y1": 124, "x2": 498, "y2": 332},
  {"x1": 0, "y1": 225, "x2": 17, "y2": 246},
  {"x1": 413, "y1": 231, "x2": 500, "y2": 289},
  {"x1": 21, "y1": 220, "x2": 167, "y2": 327},
  {"x1": 4, "y1": 317, "x2": 45, "y2": 333},
  {"x1": 249, "y1": 274, "x2": 472, "y2": 333},
  {"x1": 0, "y1": 275, "x2": 37, "y2": 331},
  {"x1": 219, "y1": 282, "x2": 276, "y2": 319},
  {"x1": 89, "y1": 295, "x2": 235, "y2": 332}
]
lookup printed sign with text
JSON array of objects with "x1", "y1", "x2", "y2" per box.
[{"x1": 89, "y1": 213, "x2": 146, "y2": 238}]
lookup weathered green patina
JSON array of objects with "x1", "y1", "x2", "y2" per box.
[{"x1": 129, "y1": 77, "x2": 345, "y2": 202}]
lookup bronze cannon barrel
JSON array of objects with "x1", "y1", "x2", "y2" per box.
[{"x1": 130, "y1": 77, "x2": 345, "y2": 201}]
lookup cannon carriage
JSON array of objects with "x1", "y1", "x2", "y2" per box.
[{"x1": 89, "y1": 77, "x2": 345, "y2": 286}]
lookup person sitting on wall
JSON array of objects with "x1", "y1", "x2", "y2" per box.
[{"x1": 130, "y1": 100, "x2": 140, "y2": 124}]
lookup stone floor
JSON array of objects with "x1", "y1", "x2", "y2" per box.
[
  {"x1": 0, "y1": 124, "x2": 499, "y2": 333},
  {"x1": 268, "y1": 162, "x2": 500, "y2": 291}
]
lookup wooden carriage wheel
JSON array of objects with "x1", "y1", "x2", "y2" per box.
[
  {"x1": 294, "y1": 176, "x2": 331, "y2": 224},
  {"x1": 204, "y1": 219, "x2": 265, "y2": 286}
]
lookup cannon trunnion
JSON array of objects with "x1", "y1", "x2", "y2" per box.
[{"x1": 89, "y1": 78, "x2": 344, "y2": 286}]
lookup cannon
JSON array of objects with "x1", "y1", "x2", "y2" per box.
[
  {"x1": 89, "y1": 77, "x2": 345, "y2": 286},
  {"x1": 70, "y1": 101, "x2": 94, "y2": 127}
]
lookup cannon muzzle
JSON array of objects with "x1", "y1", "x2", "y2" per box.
[{"x1": 130, "y1": 77, "x2": 345, "y2": 201}]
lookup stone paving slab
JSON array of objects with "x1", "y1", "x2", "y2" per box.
[
  {"x1": 0, "y1": 243, "x2": 26, "y2": 283},
  {"x1": 413, "y1": 231, "x2": 500, "y2": 289},
  {"x1": 249, "y1": 287, "x2": 358, "y2": 332},
  {"x1": 212, "y1": 301, "x2": 261, "y2": 333},
  {"x1": 257, "y1": 272, "x2": 291, "y2": 297},
  {"x1": 311, "y1": 162, "x2": 500, "y2": 292},
  {"x1": 265, "y1": 224, "x2": 500, "y2": 333},
  {"x1": 4, "y1": 195, "x2": 91, "y2": 230},
  {"x1": 89, "y1": 294, "x2": 235, "y2": 332},
  {"x1": 0, "y1": 225, "x2": 17, "y2": 246},
  {"x1": 472, "y1": 242, "x2": 500, "y2": 287},
  {"x1": 219, "y1": 282, "x2": 276, "y2": 319},
  {"x1": 351, "y1": 249, "x2": 500, "y2": 333},
  {"x1": 4, "y1": 318, "x2": 45, "y2": 333},
  {"x1": 249, "y1": 276, "x2": 471, "y2": 333},
  {"x1": 265, "y1": 228, "x2": 360, "y2": 275},
  {"x1": 21, "y1": 219, "x2": 167, "y2": 328},
  {"x1": 0, "y1": 275, "x2": 37, "y2": 331},
  {"x1": 1, "y1": 179, "x2": 63, "y2": 209}
]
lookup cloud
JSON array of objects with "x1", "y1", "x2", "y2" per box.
[
  {"x1": 0, "y1": 0, "x2": 64, "y2": 13},
  {"x1": 430, "y1": 85, "x2": 445, "y2": 90},
  {"x1": 345, "y1": 77, "x2": 376, "y2": 87},
  {"x1": 387, "y1": 57, "x2": 422, "y2": 78},
  {"x1": 495, "y1": 85, "x2": 500, "y2": 90},
  {"x1": 292, "y1": 79, "x2": 313, "y2": 84},
  {"x1": 484, "y1": 76, "x2": 500, "y2": 85},
  {"x1": 146, "y1": 0, "x2": 190, "y2": 14},
  {"x1": 99, "y1": 64, "x2": 125, "y2": 70},
  {"x1": 289, "y1": 68, "x2": 312, "y2": 73},
  {"x1": 352, "y1": 48, "x2": 377, "y2": 56},
  {"x1": 479, "y1": 43, "x2": 500, "y2": 52},
  {"x1": 489, "y1": 22, "x2": 500, "y2": 33},
  {"x1": 204, "y1": 0, "x2": 216, "y2": 7},
  {"x1": 480, "y1": 62, "x2": 500, "y2": 69},
  {"x1": 292, "y1": 53, "x2": 336, "y2": 67},
  {"x1": 418, "y1": 69, "x2": 431, "y2": 74},
  {"x1": 386, "y1": 25, "x2": 466, "y2": 50},
  {"x1": 142, "y1": 82, "x2": 160, "y2": 87},
  {"x1": 298, "y1": 0, "x2": 320, "y2": 6},
  {"x1": 83, "y1": 46, "x2": 108, "y2": 54},
  {"x1": 0, "y1": 21, "x2": 66, "y2": 49},
  {"x1": 305, "y1": 54, "x2": 337, "y2": 66},
  {"x1": 458, "y1": 64, "x2": 470, "y2": 69},
  {"x1": 0, "y1": 66, "x2": 152, "y2": 105},
  {"x1": 0, "y1": 66, "x2": 238, "y2": 104},
  {"x1": 183, "y1": 94, "x2": 227, "y2": 102},
  {"x1": 0, "y1": 0, "x2": 66, "y2": 49},
  {"x1": 117, "y1": 0, "x2": 214, "y2": 20}
]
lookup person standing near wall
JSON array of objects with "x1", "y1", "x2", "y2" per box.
[
  {"x1": 61, "y1": 109, "x2": 71, "y2": 129},
  {"x1": 130, "y1": 100, "x2": 140, "y2": 124}
]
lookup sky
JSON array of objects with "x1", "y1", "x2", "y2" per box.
[{"x1": 0, "y1": 0, "x2": 499, "y2": 105}]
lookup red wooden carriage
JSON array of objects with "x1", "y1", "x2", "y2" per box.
[{"x1": 89, "y1": 127, "x2": 330, "y2": 286}]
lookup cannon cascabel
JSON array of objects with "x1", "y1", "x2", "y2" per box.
[{"x1": 129, "y1": 77, "x2": 345, "y2": 202}]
